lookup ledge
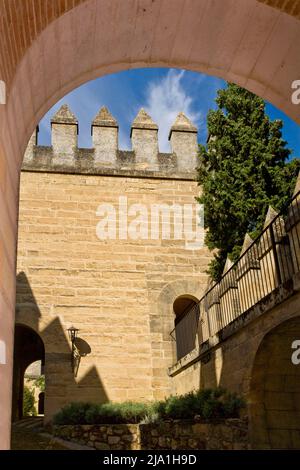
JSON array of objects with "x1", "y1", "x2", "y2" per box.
[{"x1": 22, "y1": 147, "x2": 197, "y2": 181}]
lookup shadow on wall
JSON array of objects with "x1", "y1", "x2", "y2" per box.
[
  {"x1": 13, "y1": 272, "x2": 108, "y2": 422},
  {"x1": 73, "y1": 337, "x2": 92, "y2": 377},
  {"x1": 198, "y1": 352, "x2": 218, "y2": 391}
]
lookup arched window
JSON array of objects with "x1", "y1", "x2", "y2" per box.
[{"x1": 173, "y1": 295, "x2": 199, "y2": 360}]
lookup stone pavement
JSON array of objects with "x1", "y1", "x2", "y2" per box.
[
  {"x1": 11, "y1": 427, "x2": 68, "y2": 450},
  {"x1": 11, "y1": 418, "x2": 93, "y2": 450}
]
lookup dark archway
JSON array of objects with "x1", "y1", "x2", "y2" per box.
[
  {"x1": 249, "y1": 316, "x2": 300, "y2": 449},
  {"x1": 12, "y1": 325, "x2": 45, "y2": 421},
  {"x1": 38, "y1": 392, "x2": 45, "y2": 415},
  {"x1": 173, "y1": 295, "x2": 198, "y2": 361}
]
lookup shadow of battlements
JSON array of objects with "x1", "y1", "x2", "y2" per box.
[{"x1": 13, "y1": 272, "x2": 109, "y2": 424}]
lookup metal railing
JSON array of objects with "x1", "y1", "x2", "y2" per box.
[{"x1": 171, "y1": 190, "x2": 300, "y2": 361}]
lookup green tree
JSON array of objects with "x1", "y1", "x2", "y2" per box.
[
  {"x1": 23, "y1": 386, "x2": 36, "y2": 416},
  {"x1": 197, "y1": 83, "x2": 300, "y2": 281},
  {"x1": 33, "y1": 375, "x2": 45, "y2": 392}
]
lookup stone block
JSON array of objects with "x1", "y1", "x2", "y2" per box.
[
  {"x1": 95, "y1": 442, "x2": 110, "y2": 450},
  {"x1": 108, "y1": 436, "x2": 121, "y2": 445}
]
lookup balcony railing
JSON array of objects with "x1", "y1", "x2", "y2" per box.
[{"x1": 171, "y1": 190, "x2": 300, "y2": 361}]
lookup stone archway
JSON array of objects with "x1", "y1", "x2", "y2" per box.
[
  {"x1": 173, "y1": 295, "x2": 198, "y2": 322},
  {"x1": 173, "y1": 295, "x2": 199, "y2": 361},
  {"x1": 1, "y1": 0, "x2": 300, "y2": 448},
  {"x1": 12, "y1": 325, "x2": 45, "y2": 422},
  {"x1": 249, "y1": 316, "x2": 300, "y2": 449},
  {"x1": 154, "y1": 280, "x2": 204, "y2": 373}
]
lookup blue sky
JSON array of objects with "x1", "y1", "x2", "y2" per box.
[{"x1": 39, "y1": 68, "x2": 300, "y2": 156}]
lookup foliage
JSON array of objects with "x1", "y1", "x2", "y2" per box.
[
  {"x1": 23, "y1": 386, "x2": 36, "y2": 417},
  {"x1": 33, "y1": 375, "x2": 45, "y2": 392},
  {"x1": 153, "y1": 388, "x2": 245, "y2": 420},
  {"x1": 53, "y1": 388, "x2": 245, "y2": 425},
  {"x1": 53, "y1": 401, "x2": 151, "y2": 425},
  {"x1": 53, "y1": 402, "x2": 92, "y2": 425},
  {"x1": 197, "y1": 83, "x2": 300, "y2": 281},
  {"x1": 85, "y1": 402, "x2": 151, "y2": 425},
  {"x1": 140, "y1": 411, "x2": 160, "y2": 424}
]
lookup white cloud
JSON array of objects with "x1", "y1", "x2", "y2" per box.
[
  {"x1": 38, "y1": 68, "x2": 221, "y2": 151},
  {"x1": 144, "y1": 70, "x2": 201, "y2": 152}
]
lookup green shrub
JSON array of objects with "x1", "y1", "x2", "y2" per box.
[
  {"x1": 153, "y1": 388, "x2": 245, "y2": 421},
  {"x1": 221, "y1": 392, "x2": 246, "y2": 419},
  {"x1": 53, "y1": 388, "x2": 246, "y2": 425},
  {"x1": 53, "y1": 402, "x2": 92, "y2": 425},
  {"x1": 53, "y1": 401, "x2": 152, "y2": 425},
  {"x1": 23, "y1": 386, "x2": 36, "y2": 416},
  {"x1": 85, "y1": 402, "x2": 151, "y2": 424}
]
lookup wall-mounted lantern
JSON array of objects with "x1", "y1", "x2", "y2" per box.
[{"x1": 67, "y1": 326, "x2": 79, "y2": 375}]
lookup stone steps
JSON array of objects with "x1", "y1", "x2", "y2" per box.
[{"x1": 12, "y1": 417, "x2": 44, "y2": 431}]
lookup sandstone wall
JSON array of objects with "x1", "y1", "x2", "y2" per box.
[{"x1": 16, "y1": 169, "x2": 211, "y2": 420}]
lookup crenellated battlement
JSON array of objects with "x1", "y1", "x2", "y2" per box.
[{"x1": 22, "y1": 105, "x2": 199, "y2": 180}]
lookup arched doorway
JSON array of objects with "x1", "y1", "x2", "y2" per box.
[
  {"x1": 12, "y1": 325, "x2": 45, "y2": 421},
  {"x1": 249, "y1": 317, "x2": 300, "y2": 449},
  {"x1": 173, "y1": 295, "x2": 199, "y2": 360}
]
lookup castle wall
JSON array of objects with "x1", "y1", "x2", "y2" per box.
[{"x1": 15, "y1": 107, "x2": 211, "y2": 421}]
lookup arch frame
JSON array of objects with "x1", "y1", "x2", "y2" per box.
[
  {"x1": 1, "y1": 0, "x2": 300, "y2": 449},
  {"x1": 248, "y1": 315, "x2": 300, "y2": 449}
]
